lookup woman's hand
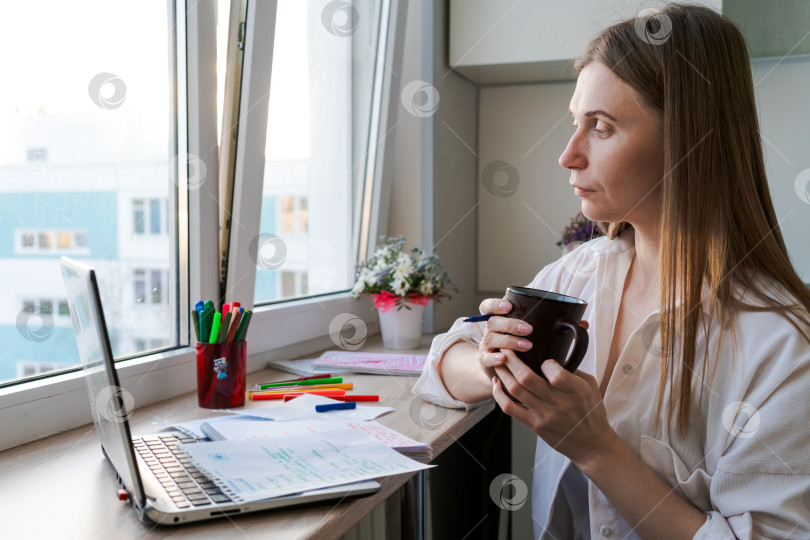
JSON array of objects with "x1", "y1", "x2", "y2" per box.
[
  {"x1": 492, "y1": 350, "x2": 618, "y2": 468},
  {"x1": 475, "y1": 298, "x2": 535, "y2": 383}
]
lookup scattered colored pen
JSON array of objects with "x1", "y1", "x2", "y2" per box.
[
  {"x1": 284, "y1": 394, "x2": 380, "y2": 402},
  {"x1": 463, "y1": 314, "x2": 494, "y2": 323},
  {"x1": 259, "y1": 377, "x2": 343, "y2": 389},
  {"x1": 248, "y1": 383, "x2": 353, "y2": 394},
  {"x1": 249, "y1": 389, "x2": 346, "y2": 401},
  {"x1": 316, "y1": 402, "x2": 357, "y2": 412},
  {"x1": 265, "y1": 374, "x2": 332, "y2": 385}
]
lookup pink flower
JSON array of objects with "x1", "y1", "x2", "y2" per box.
[
  {"x1": 372, "y1": 291, "x2": 432, "y2": 313},
  {"x1": 407, "y1": 294, "x2": 431, "y2": 306},
  {"x1": 373, "y1": 291, "x2": 399, "y2": 313}
]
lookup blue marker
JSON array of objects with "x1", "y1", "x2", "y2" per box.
[
  {"x1": 315, "y1": 402, "x2": 357, "y2": 412},
  {"x1": 463, "y1": 314, "x2": 494, "y2": 323}
]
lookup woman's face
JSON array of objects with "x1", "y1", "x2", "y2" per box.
[{"x1": 559, "y1": 62, "x2": 665, "y2": 231}]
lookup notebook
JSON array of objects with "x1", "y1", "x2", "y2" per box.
[
  {"x1": 311, "y1": 351, "x2": 427, "y2": 375},
  {"x1": 59, "y1": 257, "x2": 380, "y2": 526}
]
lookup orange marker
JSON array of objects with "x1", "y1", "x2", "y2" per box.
[{"x1": 226, "y1": 309, "x2": 242, "y2": 342}]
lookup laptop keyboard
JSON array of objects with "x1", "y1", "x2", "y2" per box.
[{"x1": 133, "y1": 433, "x2": 232, "y2": 509}]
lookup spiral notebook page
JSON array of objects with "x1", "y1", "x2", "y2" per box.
[{"x1": 178, "y1": 430, "x2": 433, "y2": 503}]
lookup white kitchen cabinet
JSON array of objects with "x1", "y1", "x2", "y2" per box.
[{"x1": 449, "y1": 0, "x2": 722, "y2": 84}]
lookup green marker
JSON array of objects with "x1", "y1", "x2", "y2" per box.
[
  {"x1": 259, "y1": 377, "x2": 343, "y2": 390},
  {"x1": 208, "y1": 312, "x2": 222, "y2": 344},
  {"x1": 200, "y1": 306, "x2": 214, "y2": 343},
  {"x1": 191, "y1": 308, "x2": 201, "y2": 341},
  {"x1": 218, "y1": 312, "x2": 232, "y2": 344},
  {"x1": 234, "y1": 310, "x2": 252, "y2": 342}
]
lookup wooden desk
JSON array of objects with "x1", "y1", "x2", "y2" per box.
[{"x1": 0, "y1": 344, "x2": 494, "y2": 539}]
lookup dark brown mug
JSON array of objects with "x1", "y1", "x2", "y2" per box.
[{"x1": 503, "y1": 286, "x2": 589, "y2": 377}]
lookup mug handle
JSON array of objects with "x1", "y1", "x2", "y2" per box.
[{"x1": 554, "y1": 320, "x2": 589, "y2": 373}]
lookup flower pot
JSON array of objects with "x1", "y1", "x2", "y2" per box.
[{"x1": 378, "y1": 302, "x2": 425, "y2": 349}]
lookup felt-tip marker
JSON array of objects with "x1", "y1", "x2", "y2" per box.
[{"x1": 315, "y1": 402, "x2": 357, "y2": 412}]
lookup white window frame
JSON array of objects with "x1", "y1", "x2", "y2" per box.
[
  {"x1": 0, "y1": 0, "x2": 407, "y2": 452},
  {"x1": 224, "y1": 0, "x2": 406, "y2": 351}
]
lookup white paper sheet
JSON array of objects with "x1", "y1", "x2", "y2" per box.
[
  {"x1": 165, "y1": 413, "x2": 248, "y2": 439},
  {"x1": 178, "y1": 430, "x2": 433, "y2": 503},
  {"x1": 200, "y1": 417, "x2": 429, "y2": 452}
]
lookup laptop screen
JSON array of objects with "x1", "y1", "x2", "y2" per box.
[{"x1": 60, "y1": 257, "x2": 147, "y2": 509}]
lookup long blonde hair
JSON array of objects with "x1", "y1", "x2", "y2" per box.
[{"x1": 575, "y1": 4, "x2": 810, "y2": 436}]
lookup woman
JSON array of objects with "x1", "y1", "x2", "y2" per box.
[{"x1": 413, "y1": 4, "x2": 810, "y2": 539}]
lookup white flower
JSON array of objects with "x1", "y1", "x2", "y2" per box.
[
  {"x1": 396, "y1": 251, "x2": 412, "y2": 266},
  {"x1": 373, "y1": 257, "x2": 387, "y2": 272},
  {"x1": 392, "y1": 277, "x2": 409, "y2": 297},
  {"x1": 352, "y1": 268, "x2": 374, "y2": 295},
  {"x1": 418, "y1": 280, "x2": 433, "y2": 296}
]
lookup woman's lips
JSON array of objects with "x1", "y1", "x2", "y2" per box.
[{"x1": 573, "y1": 185, "x2": 595, "y2": 197}]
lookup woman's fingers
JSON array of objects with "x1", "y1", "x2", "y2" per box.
[
  {"x1": 580, "y1": 319, "x2": 589, "y2": 330},
  {"x1": 478, "y1": 298, "x2": 512, "y2": 315},
  {"x1": 486, "y1": 315, "x2": 533, "y2": 337},
  {"x1": 494, "y1": 350, "x2": 551, "y2": 404},
  {"x1": 481, "y1": 325, "x2": 533, "y2": 353},
  {"x1": 480, "y1": 351, "x2": 504, "y2": 366},
  {"x1": 492, "y1": 376, "x2": 536, "y2": 424}
]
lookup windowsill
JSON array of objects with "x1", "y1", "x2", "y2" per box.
[
  {"x1": 0, "y1": 336, "x2": 491, "y2": 538},
  {"x1": 0, "y1": 292, "x2": 379, "y2": 451}
]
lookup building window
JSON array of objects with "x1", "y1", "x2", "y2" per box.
[
  {"x1": 133, "y1": 268, "x2": 167, "y2": 305},
  {"x1": 133, "y1": 198, "x2": 167, "y2": 236},
  {"x1": 22, "y1": 299, "x2": 35, "y2": 313},
  {"x1": 58, "y1": 300, "x2": 70, "y2": 317},
  {"x1": 56, "y1": 232, "x2": 71, "y2": 250},
  {"x1": 133, "y1": 199, "x2": 145, "y2": 235},
  {"x1": 26, "y1": 147, "x2": 48, "y2": 162},
  {"x1": 21, "y1": 232, "x2": 34, "y2": 249},
  {"x1": 134, "y1": 270, "x2": 146, "y2": 304},
  {"x1": 279, "y1": 195, "x2": 308, "y2": 235},
  {"x1": 280, "y1": 270, "x2": 309, "y2": 298},
  {"x1": 38, "y1": 232, "x2": 52, "y2": 249},
  {"x1": 149, "y1": 199, "x2": 161, "y2": 234},
  {"x1": 17, "y1": 360, "x2": 62, "y2": 378},
  {"x1": 15, "y1": 229, "x2": 90, "y2": 254},
  {"x1": 73, "y1": 231, "x2": 88, "y2": 248},
  {"x1": 299, "y1": 197, "x2": 308, "y2": 234},
  {"x1": 151, "y1": 270, "x2": 162, "y2": 304},
  {"x1": 39, "y1": 300, "x2": 53, "y2": 315}
]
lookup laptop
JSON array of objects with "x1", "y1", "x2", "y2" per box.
[{"x1": 59, "y1": 257, "x2": 380, "y2": 526}]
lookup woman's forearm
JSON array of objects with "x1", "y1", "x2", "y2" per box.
[
  {"x1": 578, "y1": 433, "x2": 706, "y2": 539},
  {"x1": 436, "y1": 341, "x2": 492, "y2": 403}
]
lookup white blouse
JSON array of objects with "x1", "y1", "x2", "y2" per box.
[{"x1": 412, "y1": 230, "x2": 810, "y2": 539}]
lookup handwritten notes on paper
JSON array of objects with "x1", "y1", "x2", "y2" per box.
[
  {"x1": 199, "y1": 418, "x2": 431, "y2": 461},
  {"x1": 178, "y1": 430, "x2": 433, "y2": 503}
]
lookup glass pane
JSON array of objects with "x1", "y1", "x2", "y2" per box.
[
  {"x1": 254, "y1": 0, "x2": 381, "y2": 303},
  {"x1": 0, "y1": 0, "x2": 179, "y2": 386},
  {"x1": 149, "y1": 199, "x2": 161, "y2": 234}
]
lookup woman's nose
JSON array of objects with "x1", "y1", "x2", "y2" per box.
[{"x1": 559, "y1": 132, "x2": 587, "y2": 170}]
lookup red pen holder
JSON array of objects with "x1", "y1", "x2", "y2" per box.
[{"x1": 195, "y1": 341, "x2": 247, "y2": 408}]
